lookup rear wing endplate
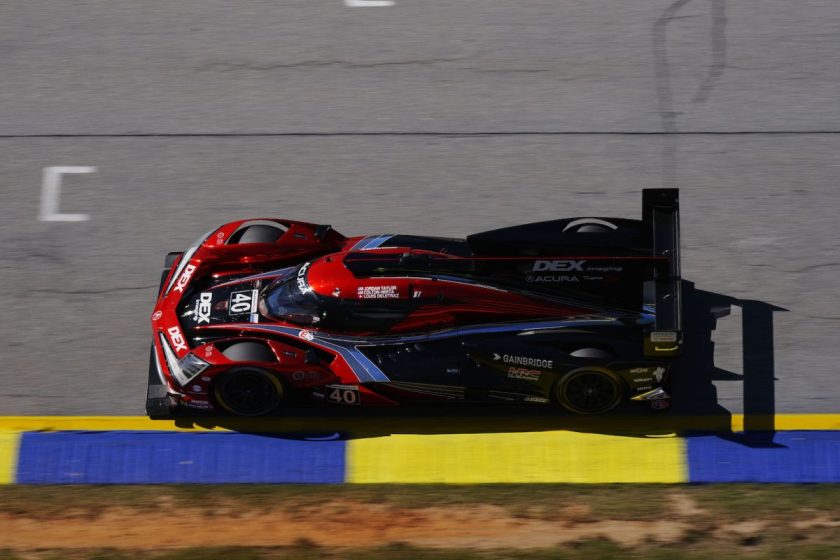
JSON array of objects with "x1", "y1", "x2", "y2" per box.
[{"x1": 642, "y1": 189, "x2": 682, "y2": 357}]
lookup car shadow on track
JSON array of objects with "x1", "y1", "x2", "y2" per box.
[
  {"x1": 170, "y1": 280, "x2": 785, "y2": 445},
  {"x1": 674, "y1": 281, "x2": 787, "y2": 448}
]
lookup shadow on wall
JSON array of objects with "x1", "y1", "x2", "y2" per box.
[{"x1": 172, "y1": 279, "x2": 785, "y2": 445}]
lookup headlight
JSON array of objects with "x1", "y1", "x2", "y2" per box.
[
  {"x1": 178, "y1": 352, "x2": 210, "y2": 380},
  {"x1": 159, "y1": 333, "x2": 209, "y2": 386}
]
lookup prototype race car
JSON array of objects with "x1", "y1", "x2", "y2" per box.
[{"x1": 147, "y1": 189, "x2": 683, "y2": 418}]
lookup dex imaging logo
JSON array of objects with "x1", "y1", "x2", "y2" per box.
[{"x1": 532, "y1": 260, "x2": 586, "y2": 272}]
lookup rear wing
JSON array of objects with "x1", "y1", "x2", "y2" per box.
[{"x1": 642, "y1": 188, "x2": 682, "y2": 357}]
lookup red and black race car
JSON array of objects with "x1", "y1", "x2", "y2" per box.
[{"x1": 147, "y1": 189, "x2": 683, "y2": 418}]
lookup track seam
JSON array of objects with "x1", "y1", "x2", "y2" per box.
[{"x1": 1, "y1": 131, "x2": 840, "y2": 138}]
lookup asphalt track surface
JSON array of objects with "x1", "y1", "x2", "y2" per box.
[{"x1": 1, "y1": 1, "x2": 838, "y2": 415}]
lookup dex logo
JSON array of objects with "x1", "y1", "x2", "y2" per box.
[
  {"x1": 173, "y1": 264, "x2": 197, "y2": 293},
  {"x1": 194, "y1": 292, "x2": 213, "y2": 324},
  {"x1": 532, "y1": 260, "x2": 585, "y2": 272},
  {"x1": 167, "y1": 326, "x2": 188, "y2": 352}
]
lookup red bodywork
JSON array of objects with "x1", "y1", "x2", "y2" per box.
[{"x1": 150, "y1": 219, "x2": 601, "y2": 412}]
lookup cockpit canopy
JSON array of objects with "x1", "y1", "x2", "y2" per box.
[
  {"x1": 259, "y1": 263, "x2": 409, "y2": 331},
  {"x1": 259, "y1": 265, "x2": 323, "y2": 326}
]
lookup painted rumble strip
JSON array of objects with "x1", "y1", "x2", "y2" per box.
[
  {"x1": 0, "y1": 416, "x2": 839, "y2": 484},
  {"x1": 347, "y1": 432, "x2": 685, "y2": 483},
  {"x1": 0, "y1": 431, "x2": 20, "y2": 484},
  {"x1": 16, "y1": 432, "x2": 346, "y2": 484},
  {"x1": 687, "y1": 431, "x2": 840, "y2": 483}
]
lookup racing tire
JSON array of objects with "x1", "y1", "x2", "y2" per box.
[
  {"x1": 157, "y1": 269, "x2": 169, "y2": 297},
  {"x1": 164, "y1": 251, "x2": 183, "y2": 269},
  {"x1": 213, "y1": 367, "x2": 284, "y2": 416},
  {"x1": 146, "y1": 343, "x2": 176, "y2": 419},
  {"x1": 555, "y1": 367, "x2": 625, "y2": 415},
  {"x1": 156, "y1": 252, "x2": 183, "y2": 296}
]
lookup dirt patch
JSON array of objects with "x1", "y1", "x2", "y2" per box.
[
  {"x1": 668, "y1": 491, "x2": 708, "y2": 517},
  {"x1": 0, "y1": 501, "x2": 689, "y2": 551},
  {"x1": 792, "y1": 515, "x2": 840, "y2": 530},
  {"x1": 0, "y1": 486, "x2": 838, "y2": 555}
]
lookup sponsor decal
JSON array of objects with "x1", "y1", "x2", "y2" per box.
[
  {"x1": 173, "y1": 264, "x2": 197, "y2": 293},
  {"x1": 633, "y1": 377, "x2": 653, "y2": 383},
  {"x1": 292, "y1": 371, "x2": 320, "y2": 381},
  {"x1": 216, "y1": 231, "x2": 225, "y2": 241},
  {"x1": 191, "y1": 384, "x2": 203, "y2": 393},
  {"x1": 194, "y1": 292, "x2": 213, "y2": 324},
  {"x1": 299, "y1": 330, "x2": 315, "y2": 341},
  {"x1": 201, "y1": 376, "x2": 212, "y2": 382},
  {"x1": 326, "y1": 384, "x2": 360, "y2": 405},
  {"x1": 229, "y1": 289, "x2": 257, "y2": 315},
  {"x1": 204, "y1": 346, "x2": 213, "y2": 356},
  {"x1": 527, "y1": 275, "x2": 580, "y2": 283},
  {"x1": 167, "y1": 326, "x2": 188, "y2": 352},
  {"x1": 630, "y1": 367, "x2": 651, "y2": 374},
  {"x1": 357, "y1": 285, "x2": 399, "y2": 299},
  {"x1": 651, "y1": 399, "x2": 670, "y2": 410},
  {"x1": 185, "y1": 399, "x2": 212, "y2": 410},
  {"x1": 532, "y1": 260, "x2": 586, "y2": 272},
  {"x1": 637, "y1": 385, "x2": 652, "y2": 391},
  {"x1": 151, "y1": 310, "x2": 162, "y2": 321},
  {"x1": 507, "y1": 367, "x2": 541, "y2": 381},
  {"x1": 524, "y1": 396, "x2": 550, "y2": 403},
  {"x1": 446, "y1": 368, "x2": 460, "y2": 375},
  {"x1": 652, "y1": 367, "x2": 666, "y2": 382},
  {"x1": 587, "y1": 265, "x2": 623, "y2": 272},
  {"x1": 526, "y1": 259, "x2": 622, "y2": 283},
  {"x1": 297, "y1": 262, "x2": 310, "y2": 293},
  {"x1": 494, "y1": 353, "x2": 553, "y2": 370},
  {"x1": 650, "y1": 331, "x2": 677, "y2": 342}
]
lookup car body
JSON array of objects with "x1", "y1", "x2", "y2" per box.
[{"x1": 147, "y1": 189, "x2": 682, "y2": 417}]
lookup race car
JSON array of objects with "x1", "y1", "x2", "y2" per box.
[{"x1": 147, "y1": 189, "x2": 682, "y2": 418}]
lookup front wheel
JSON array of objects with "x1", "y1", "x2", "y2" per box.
[
  {"x1": 213, "y1": 368, "x2": 284, "y2": 416},
  {"x1": 555, "y1": 368, "x2": 624, "y2": 415}
]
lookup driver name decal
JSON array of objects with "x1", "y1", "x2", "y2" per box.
[{"x1": 357, "y1": 285, "x2": 399, "y2": 299}]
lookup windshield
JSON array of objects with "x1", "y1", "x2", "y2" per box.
[{"x1": 259, "y1": 264, "x2": 323, "y2": 326}]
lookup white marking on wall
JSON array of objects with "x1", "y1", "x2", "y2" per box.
[
  {"x1": 38, "y1": 166, "x2": 97, "y2": 222},
  {"x1": 344, "y1": 0, "x2": 394, "y2": 6}
]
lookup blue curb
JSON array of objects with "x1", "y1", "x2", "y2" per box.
[
  {"x1": 687, "y1": 431, "x2": 840, "y2": 483},
  {"x1": 17, "y1": 431, "x2": 346, "y2": 484}
]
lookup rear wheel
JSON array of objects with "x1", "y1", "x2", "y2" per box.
[
  {"x1": 213, "y1": 368, "x2": 284, "y2": 416},
  {"x1": 555, "y1": 367, "x2": 624, "y2": 415}
]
